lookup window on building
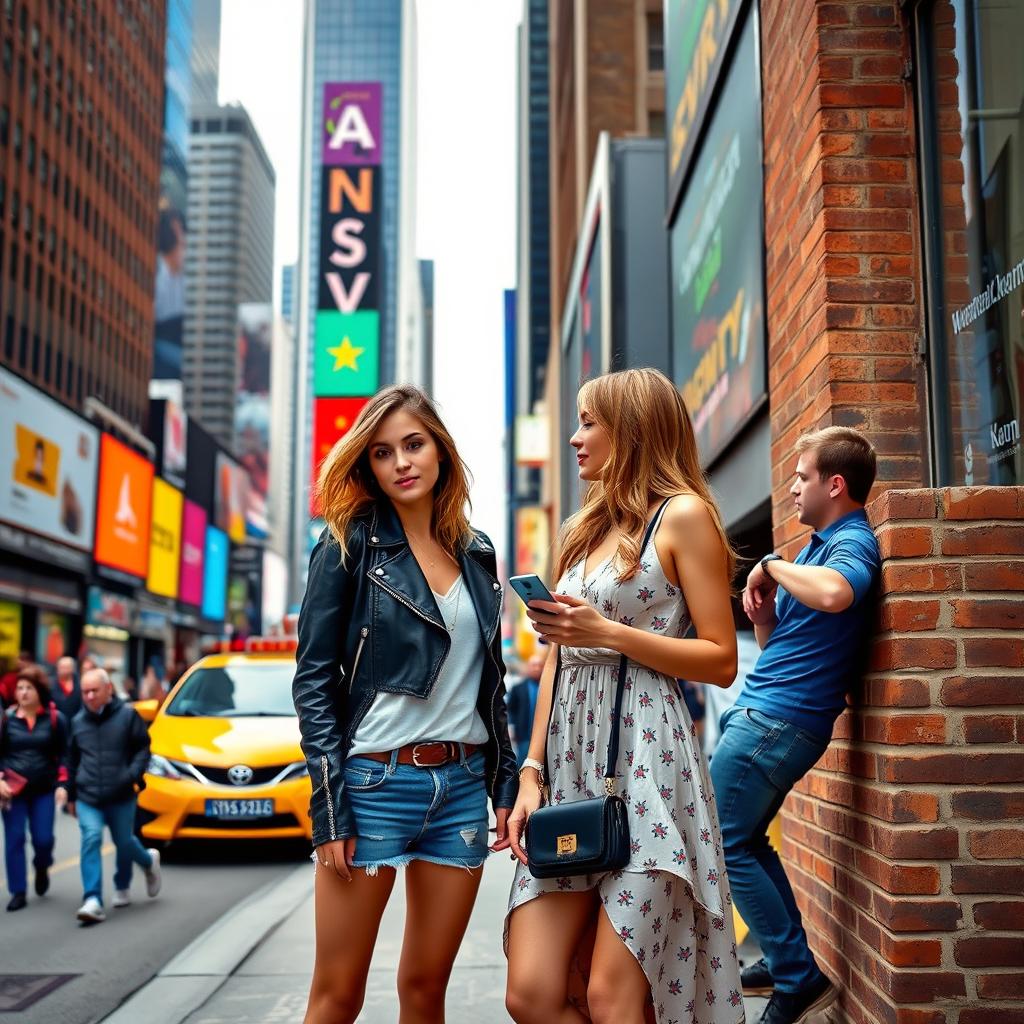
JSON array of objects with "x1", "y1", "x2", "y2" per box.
[
  {"x1": 646, "y1": 12, "x2": 664, "y2": 72},
  {"x1": 916, "y1": 0, "x2": 1024, "y2": 486}
]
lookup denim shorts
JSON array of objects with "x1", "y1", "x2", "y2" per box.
[{"x1": 342, "y1": 747, "x2": 490, "y2": 873}]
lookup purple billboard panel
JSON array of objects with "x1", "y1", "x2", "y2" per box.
[{"x1": 322, "y1": 82, "x2": 382, "y2": 166}]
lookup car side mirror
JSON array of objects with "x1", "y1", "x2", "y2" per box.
[{"x1": 133, "y1": 699, "x2": 160, "y2": 724}]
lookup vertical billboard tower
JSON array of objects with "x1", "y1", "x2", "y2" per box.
[
  {"x1": 291, "y1": 0, "x2": 419, "y2": 600},
  {"x1": 309, "y1": 83, "x2": 384, "y2": 514}
]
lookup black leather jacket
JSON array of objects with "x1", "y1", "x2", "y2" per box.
[{"x1": 292, "y1": 502, "x2": 519, "y2": 848}]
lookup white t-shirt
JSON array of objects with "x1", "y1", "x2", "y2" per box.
[{"x1": 348, "y1": 576, "x2": 489, "y2": 757}]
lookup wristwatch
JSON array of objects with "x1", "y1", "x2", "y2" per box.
[
  {"x1": 760, "y1": 553, "x2": 783, "y2": 576},
  {"x1": 519, "y1": 757, "x2": 545, "y2": 785}
]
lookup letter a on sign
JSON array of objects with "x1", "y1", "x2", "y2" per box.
[
  {"x1": 328, "y1": 106, "x2": 376, "y2": 155},
  {"x1": 322, "y1": 83, "x2": 382, "y2": 166}
]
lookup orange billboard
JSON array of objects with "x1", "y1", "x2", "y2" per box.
[{"x1": 94, "y1": 435, "x2": 154, "y2": 578}]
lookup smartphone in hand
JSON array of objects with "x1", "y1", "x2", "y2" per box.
[{"x1": 508, "y1": 574, "x2": 557, "y2": 607}]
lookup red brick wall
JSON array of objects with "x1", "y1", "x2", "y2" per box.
[
  {"x1": 760, "y1": 0, "x2": 929, "y2": 555},
  {"x1": 781, "y1": 487, "x2": 1024, "y2": 1023}
]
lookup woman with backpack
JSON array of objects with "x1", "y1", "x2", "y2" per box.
[{"x1": 0, "y1": 664, "x2": 69, "y2": 911}]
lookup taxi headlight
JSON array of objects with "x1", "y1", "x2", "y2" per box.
[{"x1": 148, "y1": 754, "x2": 184, "y2": 780}]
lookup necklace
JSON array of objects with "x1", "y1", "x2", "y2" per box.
[{"x1": 437, "y1": 576, "x2": 464, "y2": 632}]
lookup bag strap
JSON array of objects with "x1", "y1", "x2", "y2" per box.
[{"x1": 547, "y1": 496, "x2": 675, "y2": 797}]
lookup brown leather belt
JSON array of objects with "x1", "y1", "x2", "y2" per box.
[{"x1": 359, "y1": 741, "x2": 479, "y2": 768}]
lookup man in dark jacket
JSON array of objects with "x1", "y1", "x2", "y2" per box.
[
  {"x1": 51, "y1": 656, "x2": 82, "y2": 721},
  {"x1": 67, "y1": 668, "x2": 162, "y2": 924}
]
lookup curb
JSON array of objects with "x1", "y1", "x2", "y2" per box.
[{"x1": 98, "y1": 863, "x2": 312, "y2": 1024}]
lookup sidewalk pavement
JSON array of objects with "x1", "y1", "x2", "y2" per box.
[{"x1": 101, "y1": 853, "x2": 780, "y2": 1023}]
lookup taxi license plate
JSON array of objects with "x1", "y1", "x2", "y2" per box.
[{"x1": 205, "y1": 798, "x2": 274, "y2": 819}]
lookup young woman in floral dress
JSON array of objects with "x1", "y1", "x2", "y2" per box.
[{"x1": 505, "y1": 368, "x2": 745, "y2": 1024}]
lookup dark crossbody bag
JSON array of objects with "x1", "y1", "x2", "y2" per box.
[{"x1": 526, "y1": 499, "x2": 671, "y2": 879}]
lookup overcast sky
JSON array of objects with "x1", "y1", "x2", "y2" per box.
[{"x1": 219, "y1": 0, "x2": 520, "y2": 562}]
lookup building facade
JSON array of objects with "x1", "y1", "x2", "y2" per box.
[
  {"x1": 525, "y1": 0, "x2": 1024, "y2": 1019},
  {"x1": 0, "y1": 0, "x2": 166, "y2": 429},
  {"x1": 290, "y1": 0, "x2": 419, "y2": 598},
  {"x1": 183, "y1": 101, "x2": 275, "y2": 450}
]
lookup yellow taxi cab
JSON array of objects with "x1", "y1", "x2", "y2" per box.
[{"x1": 135, "y1": 636, "x2": 312, "y2": 844}]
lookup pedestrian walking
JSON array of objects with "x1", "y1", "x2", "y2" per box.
[
  {"x1": 66, "y1": 668, "x2": 162, "y2": 924},
  {"x1": 507, "y1": 653, "x2": 544, "y2": 765},
  {"x1": 52, "y1": 656, "x2": 83, "y2": 721},
  {"x1": 0, "y1": 665, "x2": 68, "y2": 912},
  {"x1": 292, "y1": 384, "x2": 518, "y2": 1024},
  {"x1": 505, "y1": 368, "x2": 744, "y2": 1024},
  {"x1": 710, "y1": 426, "x2": 880, "y2": 1024}
]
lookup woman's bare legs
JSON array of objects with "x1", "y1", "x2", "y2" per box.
[
  {"x1": 303, "y1": 864, "x2": 397, "y2": 1024},
  {"x1": 505, "y1": 890, "x2": 598, "y2": 1024},
  {"x1": 586, "y1": 905, "x2": 651, "y2": 1024},
  {"x1": 396, "y1": 861, "x2": 485, "y2": 1023}
]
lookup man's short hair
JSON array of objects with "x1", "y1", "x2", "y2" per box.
[
  {"x1": 796, "y1": 427, "x2": 877, "y2": 504},
  {"x1": 82, "y1": 667, "x2": 112, "y2": 688}
]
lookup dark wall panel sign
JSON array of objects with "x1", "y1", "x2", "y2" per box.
[
  {"x1": 670, "y1": 14, "x2": 765, "y2": 465},
  {"x1": 666, "y1": 0, "x2": 744, "y2": 215}
]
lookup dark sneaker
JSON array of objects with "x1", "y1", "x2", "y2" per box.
[
  {"x1": 758, "y1": 974, "x2": 837, "y2": 1024},
  {"x1": 34, "y1": 865, "x2": 50, "y2": 896},
  {"x1": 6, "y1": 892, "x2": 27, "y2": 912},
  {"x1": 742, "y1": 956, "x2": 774, "y2": 996}
]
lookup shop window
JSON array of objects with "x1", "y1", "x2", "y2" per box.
[{"x1": 916, "y1": 0, "x2": 1024, "y2": 484}]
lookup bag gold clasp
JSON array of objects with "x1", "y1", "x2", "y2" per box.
[{"x1": 556, "y1": 834, "x2": 577, "y2": 856}]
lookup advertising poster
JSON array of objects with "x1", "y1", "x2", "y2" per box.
[
  {"x1": 201, "y1": 526, "x2": 229, "y2": 622},
  {"x1": 94, "y1": 434, "x2": 155, "y2": 579},
  {"x1": 185, "y1": 418, "x2": 216, "y2": 514},
  {"x1": 152, "y1": 0, "x2": 191, "y2": 381},
  {"x1": 310, "y1": 397, "x2": 370, "y2": 514},
  {"x1": 36, "y1": 611, "x2": 67, "y2": 670},
  {"x1": 179, "y1": 500, "x2": 207, "y2": 607},
  {"x1": 322, "y1": 82, "x2": 382, "y2": 165},
  {"x1": 234, "y1": 303, "x2": 273, "y2": 538},
  {"x1": 665, "y1": 0, "x2": 743, "y2": 214},
  {"x1": 163, "y1": 398, "x2": 188, "y2": 489},
  {"x1": 147, "y1": 478, "x2": 184, "y2": 599},
  {"x1": 313, "y1": 311, "x2": 380, "y2": 396},
  {"x1": 0, "y1": 367, "x2": 98, "y2": 552},
  {"x1": 317, "y1": 166, "x2": 382, "y2": 313},
  {"x1": 670, "y1": 15, "x2": 765, "y2": 465},
  {"x1": 214, "y1": 451, "x2": 249, "y2": 544},
  {"x1": 0, "y1": 601, "x2": 21, "y2": 662}
]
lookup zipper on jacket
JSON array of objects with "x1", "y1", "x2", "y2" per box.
[
  {"x1": 369, "y1": 571, "x2": 446, "y2": 631},
  {"x1": 320, "y1": 755, "x2": 337, "y2": 840},
  {"x1": 348, "y1": 627, "x2": 369, "y2": 692}
]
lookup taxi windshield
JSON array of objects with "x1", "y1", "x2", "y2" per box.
[{"x1": 165, "y1": 664, "x2": 297, "y2": 718}]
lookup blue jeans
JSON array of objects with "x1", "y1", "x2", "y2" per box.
[
  {"x1": 342, "y1": 747, "x2": 490, "y2": 873},
  {"x1": 710, "y1": 705, "x2": 830, "y2": 993},
  {"x1": 77, "y1": 798, "x2": 153, "y2": 904},
  {"x1": 2, "y1": 791, "x2": 56, "y2": 895}
]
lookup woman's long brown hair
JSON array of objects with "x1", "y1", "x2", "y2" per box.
[
  {"x1": 316, "y1": 385, "x2": 473, "y2": 562},
  {"x1": 554, "y1": 368, "x2": 737, "y2": 584}
]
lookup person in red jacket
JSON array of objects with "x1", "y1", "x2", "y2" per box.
[{"x1": 0, "y1": 665, "x2": 68, "y2": 911}]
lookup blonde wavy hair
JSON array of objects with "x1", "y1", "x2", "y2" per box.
[
  {"x1": 555, "y1": 368, "x2": 737, "y2": 584},
  {"x1": 316, "y1": 385, "x2": 473, "y2": 562}
]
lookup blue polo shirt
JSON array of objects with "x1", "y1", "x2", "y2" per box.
[{"x1": 735, "y1": 509, "x2": 880, "y2": 740}]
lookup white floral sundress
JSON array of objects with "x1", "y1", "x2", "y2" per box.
[{"x1": 505, "y1": 517, "x2": 745, "y2": 1024}]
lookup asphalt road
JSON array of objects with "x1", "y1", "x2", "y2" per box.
[{"x1": 1, "y1": 808, "x2": 307, "y2": 1024}]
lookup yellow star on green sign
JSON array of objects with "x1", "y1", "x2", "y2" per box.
[{"x1": 327, "y1": 336, "x2": 364, "y2": 372}]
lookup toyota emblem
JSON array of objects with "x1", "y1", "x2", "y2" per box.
[{"x1": 228, "y1": 764, "x2": 254, "y2": 786}]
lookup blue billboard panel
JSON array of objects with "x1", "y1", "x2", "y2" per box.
[{"x1": 201, "y1": 525, "x2": 228, "y2": 621}]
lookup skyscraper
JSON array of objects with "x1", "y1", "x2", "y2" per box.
[
  {"x1": 0, "y1": 0, "x2": 165, "y2": 429},
  {"x1": 190, "y1": 0, "x2": 221, "y2": 106},
  {"x1": 291, "y1": 0, "x2": 419, "y2": 595},
  {"x1": 281, "y1": 263, "x2": 298, "y2": 329},
  {"x1": 182, "y1": 103, "x2": 275, "y2": 449}
]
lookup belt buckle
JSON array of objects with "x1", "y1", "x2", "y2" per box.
[{"x1": 411, "y1": 742, "x2": 455, "y2": 767}]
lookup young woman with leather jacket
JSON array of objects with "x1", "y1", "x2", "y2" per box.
[{"x1": 293, "y1": 384, "x2": 518, "y2": 1024}]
